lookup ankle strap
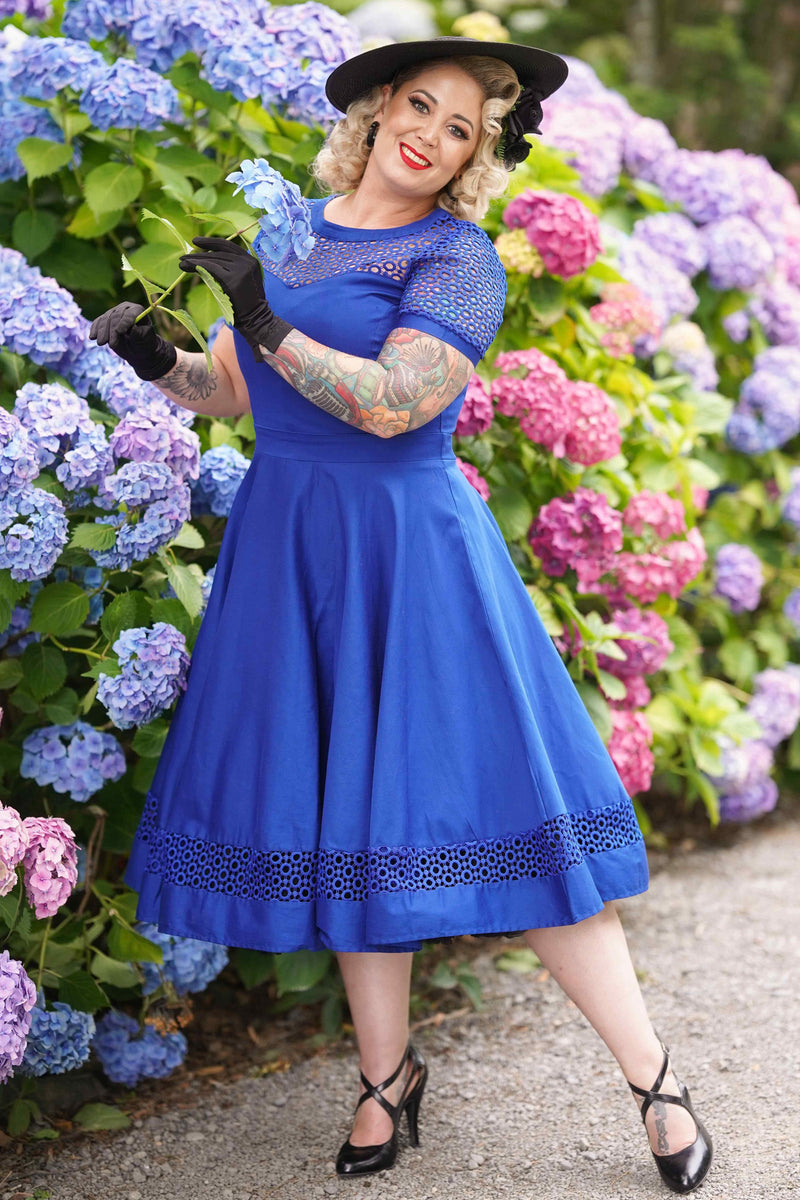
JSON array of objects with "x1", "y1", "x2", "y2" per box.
[
  {"x1": 356, "y1": 1041, "x2": 411, "y2": 1121},
  {"x1": 627, "y1": 1043, "x2": 677, "y2": 1125}
]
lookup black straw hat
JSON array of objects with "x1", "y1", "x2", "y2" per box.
[{"x1": 325, "y1": 36, "x2": 569, "y2": 169}]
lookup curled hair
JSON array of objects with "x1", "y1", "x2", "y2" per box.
[{"x1": 309, "y1": 55, "x2": 522, "y2": 223}]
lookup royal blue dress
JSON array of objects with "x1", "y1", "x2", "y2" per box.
[{"x1": 124, "y1": 194, "x2": 649, "y2": 953}]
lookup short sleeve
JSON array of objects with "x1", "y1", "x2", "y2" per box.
[{"x1": 396, "y1": 222, "x2": 508, "y2": 366}]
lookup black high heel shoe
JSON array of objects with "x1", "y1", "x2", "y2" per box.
[
  {"x1": 335, "y1": 1040, "x2": 428, "y2": 1177},
  {"x1": 626, "y1": 1035, "x2": 713, "y2": 1194}
]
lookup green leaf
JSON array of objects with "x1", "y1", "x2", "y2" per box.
[
  {"x1": 186, "y1": 279, "x2": 225, "y2": 332},
  {"x1": 161, "y1": 556, "x2": 204, "y2": 620},
  {"x1": 139, "y1": 206, "x2": 194, "y2": 251},
  {"x1": 149, "y1": 596, "x2": 195, "y2": 640},
  {"x1": 85, "y1": 162, "x2": 144, "y2": 217},
  {"x1": 573, "y1": 679, "x2": 612, "y2": 742},
  {"x1": 595, "y1": 668, "x2": 627, "y2": 700},
  {"x1": 169, "y1": 522, "x2": 205, "y2": 549},
  {"x1": 66, "y1": 201, "x2": 125, "y2": 239},
  {"x1": 21, "y1": 642, "x2": 67, "y2": 701},
  {"x1": 82, "y1": 657, "x2": 122, "y2": 681},
  {"x1": 58, "y1": 970, "x2": 108, "y2": 1013},
  {"x1": 231, "y1": 947, "x2": 275, "y2": 990},
  {"x1": 274, "y1": 949, "x2": 332, "y2": 995},
  {"x1": 155, "y1": 145, "x2": 221, "y2": 186},
  {"x1": 150, "y1": 160, "x2": 195, "y2": 203},
  {"x1": 35, "y1": 235, "x2": 115, "y2": 294},
  {"x1": 131, "y1": 719, "x2": 169, "y2": 758},
  {"x1": 0, "y1": 571, "x2": 30, "y2": 606},
  {"x1": 107, "y1": 921, "x2": 164, "y2": 964},
  {"x1": 487, "y1": 485, "x2": 534, "y2": 542},
  {"x1": 494, "y1": 947, "x2": 541, "y2": 973},
  {"x1": 29, "y1": 581, "x2": 90, "y2": 636},
  {"x1": 0, "y1": 658, "x2": 24, "y2": 689},
  {"x1": 69, "y1": 522, "x2": 118, "y2": 551},
  {"x1": 7, "y1": 1098, "x2": 35, "y2": 1137},
  {"x1": 643, "y1": 694, "x2": 685, "y2": 736},
  {"x1": 169, "y1": 306, "x2": 214, "y2": 371},
  {"x1": 194, "y1": 263, "x2": 235, "y2": 325},
  {"x1": 126, "y1": 240, "x2": 183, "y2": 289},
  {"x1": 91, "y1": 950, "x2": 140, "y2": 989},
  {"x1": 100, "y1": 589, "x2": 152, "y2": 646},
  {"x1": 44, "y1": 686, "x2": 81, "y2": 725},
  {"x1": 428, "y1": 961, "x2": 457, "y2": 988},
  {"x1": 12, "y1": 209, "x2": 59, "y2": 259},
  {"x1": 73, "y1": 1103, "x2": 131, "y2": 1131},
  {"x1": 16, "y1": 137, "x2": 74, "y2": 183}
]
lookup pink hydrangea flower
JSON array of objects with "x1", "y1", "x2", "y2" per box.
[
  {"x1": 503, "y1": 188, "x2": 602, "y2": 279},
  {"x1": 624, "y1": 489, "x2": 688, "y2": 539},
  {"x1": 690, "y1": 484, "x2": 709, "y2": 513},
  {"x1": 605, "y1": 674, "x2": 653, "y2": 711},
  {"x1": 455, "y1": 375, "x2": 494, "y2": 437},
  {"x1": 608, "y1": 710, "x2": 655, "y2": 795},
  {"x1": 0, "y1": 804, "x2": 30, "y2": 898},
  {"x1": 660, "y1": 527, "x2": 708, "y2": 591},
  {"x1": 597, "y1": 608, "x2": 674, "y2": 678},
  {"x1": 562, "y1": 380, "x2": 621, "y2": 465},
  {"x1": 21, "y1": 817, "x2": 78, "y2": 919},
  {"x1": 456, "y1": 457, "x2": 490, "y2": 501},
  {"x1": 588, "y1": 282, "x2": 661, "y2": 357},
  {"x1": 529, "y1": 488, "x2": 623, "y2": 590}
]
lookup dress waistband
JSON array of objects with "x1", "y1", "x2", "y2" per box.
[{"x1": 252, "y1": 424, "x2": 456, "y2": 463}]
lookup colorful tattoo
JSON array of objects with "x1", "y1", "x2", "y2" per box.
[{"x1": 258, "y1": 326, "x2": 473, "y2": 437}]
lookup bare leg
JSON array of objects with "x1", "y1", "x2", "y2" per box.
[
  {"x1": 523, "y1": 900, "x2": 699, "y2": 1155},
  {"x1": 335, "y1": 951, "x2": 423, "y2": 1147}
]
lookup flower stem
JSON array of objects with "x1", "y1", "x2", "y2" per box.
[{"x1": 36, "y1": 917, "x2": 53, "y2": 990}]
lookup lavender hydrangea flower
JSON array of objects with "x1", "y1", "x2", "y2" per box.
[
  {"x1": 91, "y1": 1009, "x2": 187, "y2": 1087},
  {"x1": 89, "y1": 462, "x2": 191, "y2": 570},
  {"x1": 712, "y1": 543, "x2": 763, "y2": 613},
  {"x1": 0, "y1": 951, "x2": 38, "y2": 1084},
  {"x1": 623, "y1": 115, "x2": 677, "y2": 185},
  {"x1": 14, "y1": 381, "x2": 95, "y2": 469},
  {"x1": 20, "y1": 721, "x2": 126, "y2": 803},
  {"x1": 0, "y1": 408, "x2": 39, "y2": 500},
  {"x1": 747, "y1": 275, "x2": 800, "y2": 347},
  {"x1": 190, "y1": 445, "x2": 250, "y2": 517},
  {"x1": 0, "y1": 485, "x2": 69, "y2": 582},
  {"x1": 7, "y1": 36, "x2": 106, "y2": 100},
  {"x1": 0, "y1": 1, "x2": 53, "y2": 17},
  {"x1": 652, "y1": 148, "x2": 742, "y2": 225},
  {"x1": 783, "y1": 588, "x2": 800, "y2": 632},
  {"x1": 780, "y1": 467, "x2": 800, "y2": 528},
  {"x1": 109, "y1": 409, "x2": 200, "y2": 480},
  {"x1": 226, "y1": 158, "x2": 315, "y2": 266},
  {"x1": 700, "y1": 215, "x2": 775, "y2": 291},
  {"x1": 540, "y1": 99, "x2": 624, "y2": 198},
  {"x1": 96, "y1": 361, "x2": 194, "y2": 425},
  {"x1": 659, "y1": 321, "x2": 719, "y2": 392},
  {"x1": 719, "y1": 777, "x2": 778, "y2": 823},
  {"x1": 259, "y1": 2, "x2": 361, "y2": 65},
  {"x1": 19, "y1": 998, "x2": 95, "y2": 1076},
  {"x1": 746, "y1": 665, "x2": 800, "y2": 747},
  {"x1": 97, "y1": 622, "x2": 191, "y2": 729},
  {"x1": 55, "y1": 425, "x2": 115, "y2": 491},
  {"x1": 135, "y1": 923, "x2": 229, "y2": 996},
  {"x1": 631, "y1": 212, "x2": 707, "y2": 278},
  {"x1": 617, "y1": 237, "x2": 698, "y2": 327},
  {"x1": 79, "y1": 58, "x2": 182, "y2": 131},
  {"x1": 0, "y1": 265, "x2": 87, "y2": 370},
  {"x1": 729, "y1": 368, "x2": 800, "y2": 452},
  {"x1": 753, "y1": 345, "x2": 800, "y2": 386},
  {"x1": 722, "y1": 309, "x2": 750, "y2": 343}
]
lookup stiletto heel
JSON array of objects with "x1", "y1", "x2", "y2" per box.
[
  {"x1": 335, "y1": 1040, "x2": 428, "y2": 1176},
  {"x1": 626, "y1": 1034, "x2": 713, "y2": 1194}
]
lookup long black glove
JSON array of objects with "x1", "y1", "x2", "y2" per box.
[
  {"x1": 177, "y1": 236, "x2": 294, "y2": 362},
  {"x1": 88, "y1": 302, "x2": 178, "y2": 381}
]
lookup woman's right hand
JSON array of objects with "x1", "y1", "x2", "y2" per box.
[{"x1": 89, "y1": 302, "x2": 177, "y2": 382}]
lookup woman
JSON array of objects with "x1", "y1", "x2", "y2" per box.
[{"x1": 89, "y1": 36, "x2": 713, "y2": 1193}]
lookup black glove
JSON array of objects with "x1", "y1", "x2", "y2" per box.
[
  {"x1": 88, "y1": 302, "x2": 178, "y2": 382},
  {"x1": 178, "y1": 236, "x2": 294, "y2": 362}
]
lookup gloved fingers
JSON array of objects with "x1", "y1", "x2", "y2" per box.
[
  {"x1": 89, "y1": 310, "x2": 111, "y2": 345},
  {"x1": 178, "y1": 253, "x2": 230, "y2": 276},
  {"x1": 190, "y1": 235, "x2": 250, "y2": 255}
]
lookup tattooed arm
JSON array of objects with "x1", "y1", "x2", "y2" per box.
[
  {"x1": 257, "y1": 325, "x2": 474, "y2": 438},
  {"x1": 149, "y1": 325, "x2": 251, "y2": 419}
]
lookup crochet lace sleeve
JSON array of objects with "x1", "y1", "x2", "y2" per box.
[{"x1": 396, "y1": 222, "x2": 507, "y2": 365}]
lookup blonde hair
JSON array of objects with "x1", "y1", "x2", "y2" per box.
[{"x1": 309, "y1": 55, "x2": 523, "y2": 223}]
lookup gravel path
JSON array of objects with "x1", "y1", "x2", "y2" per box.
[{"x1": 9, "y1": 813, "x2": 799, "y2": 1200}]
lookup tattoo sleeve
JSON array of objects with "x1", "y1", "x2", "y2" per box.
[
  {"x1": 257, "y1": 325, "x2": 475, "y2": 438},
  {"x1": 148, "y1": 347, "x2": 234, "y2": 418}
]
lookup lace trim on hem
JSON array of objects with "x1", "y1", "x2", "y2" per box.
[{"x1": 137, "y1": 794, "x2": 643, "y2": 904}]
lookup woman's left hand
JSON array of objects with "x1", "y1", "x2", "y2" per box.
[{"x1": 178, "y1": 236, "x2": 294, "y2": 361}]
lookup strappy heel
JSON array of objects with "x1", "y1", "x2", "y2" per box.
[
  {"x1": 335, "y1": 1040, "x2": 428, "y2": 1176},
  {"x1": 626, "y1": 1034, "x2": 713, "y2": 1194}
]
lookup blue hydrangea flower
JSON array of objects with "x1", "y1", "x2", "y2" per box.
[
  {"x1": 207, "y1": 316, "x2": 225, "y2": 349},
  {"x1": 712, "y1": 543, "x2": 763, "y2": 613},
  {"x1": 61, "y1": 338, "x2": 118, "y2": 399},
  {"x1": 0, "y1": 97, "x2": 79, "y2": 183},
  {"x1": 20, "y1": 720, "x2": 126, "y2": 803},
  {"x1": 284, "y1": 56, "x2": 342, "y2": 127},
  {"x1": 55, "y1": 425, "x2": 115, "y2": 491},
  {"x1": 0, "y1": 1, "x2": 53, "y2": 17},
  {"x1": 89, "y1": 462, "x2": 191, "y2": 571},
  {"x1": 0, "y1": 485, "x2": 69, "y2": 582},
  {"x1": 135, "y1": 923, "x2": 229, "y2": 996},
  {"x1": 18, "y1": 998, "x2": 95, "y2": 1076},
  {"x1": 201, "y1": 28, "x2": 294, "y2": 108},
  {"x1": 226, "y1": 158, "x2": 315, "y2": 266},
  {"x1": 79, "y1": 58, "x2": 182, "y2": 131},
  {"x1": 61, "y1": 0, "x2": 133, "y2": 40},
  {"x1": 0, "y1": 267, "x2": 87, "y2": 370},
  {"x1": 95, "y1": 361, "x2": 192, "y2": 423},
  {"x1": 200, "y1": 562, "x2": 216, "y2": 612},
  {"x1": 726, "y1": 368, "x2": 800, "y2": 453},
  {"x1": 91, "y1": 1009, "x2": 187, "y2": 1088},
  {"x1": 6, "y1": 36, "x2": 106, "y2": 101},
  {"x1": 190, "y1": 445, "x2": 249, "y2": 517},
  {"x1": 753, "y1": 345, "x2": 800, "y2": 387},
  {"x1": 0, "y1": 408, "x2": 39, "y2": 501},
  {"x1": 0, "y1": 603, "x2": 41, "y2": 657},
  {"x1": 14, "y1": 381, "x2": 96, "y2": 469},
  {"x1": 107, "y1": 460, "x2": 182, "y2": 508},
  {"x1": 126, "y1": 6, "x2": 195, "y2": 72},
  {"x1": 96, "y1": 622, "x2": 191, "y2": 729},
  {"x1": 700, "y1": 215, "x2": 775, "y2": 291}
]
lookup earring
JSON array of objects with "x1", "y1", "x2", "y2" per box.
[{"x1": 366, "y1": 121, "x2": 379, "y2": 148}]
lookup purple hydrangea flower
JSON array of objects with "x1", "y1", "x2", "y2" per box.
[
  {"x1": 783, "y1": 588, "x2": 800, "y2": 632},
  {"x1": 96, "y1": 622, "x2": 191, "y2": 729},
  {"x1": 652, "y1": 148, "x2": 742, "y2": 225},
  {"x1": 0, "y1": 408, "x2": 39, "y2": 500},
  {"x1": 109, "y1": 409, "x2": 200, "y2": 480},
  {"x1": 631, "y1": 211, "x2": 707, "y2": 278},
  {"x1": 781, "y1": 467, "x2": 800, "y2": 528},
  {"x1": 622, "y1": 115, "x2": 678, "y2": 184},
  {"x1": 719, "y1": 777, "x2": 778, "y2": 823},
  {"x1": 7, "y1": 36, "x2": 106, "y2": 100},
  {"x1": 729, "y1": 368, "x2": 800, "y2": 452},
  {"x1": 712, "y1": 543, "x2": 763, "y2": 613},
  {"x1": 0, "y1": 485, "x2": 69, "y2": 581},
  {"x1": 618, "y1": 237, "x2": 699, "y2": 327},
  {"x1": 722, "y1": 309, "x2": 750, "y2": 343},
  {"x1": 190, "y1": 445, "x2": 249, "y2": 518},
  {"x1": 19, "y1": 998, "x2": 95, "y2": 1076},
  {"x1": 20, "y1": 720, "x2": 126, "y2": 803},
  {"x1": 0, "y1": 951, "x2": 38, "y2": 1084},
  {"x1": 89, "y1": 469, "x2": 191, "y2": 570},
  {"x1": 540, "y1": 98, "x2": 625, "y2": 198},
  {"x1": 227, "y1": 158, "x2": 316, "y2": 265},
  {"x1": 91, "y1": 1009, "x2": 187, "y2": 1087},
  {"x1": 95, "y1": 361, "x2": 194, "y2": 424},
  {"x1": 0, "y1": 1, "x2": 53, "y2": 16},
  {"x1": 747, "y1": 275, "x2": 800, "y2": 347},
  {"x1": 700, "y1": 215, "x2": 775, "y2": 291},
  {"x1": 746, "y1": 665, "x2": 800, "y2": 747},
  {"x1": 135, "y1": 923, "x2": 229, "y2": 996},
  {"x1": 55, "y1": 425, "x2": 115, "y2": 491},
  {"x1": 14, "y1": 381, "x2": 95, "y2": 469},
  {"x1": 79, "y1": 58, "x2": 182, "y2": 131}
]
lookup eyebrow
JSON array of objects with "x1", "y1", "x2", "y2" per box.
[{"x1": 412, "y1": 89, "x2": 474, "y2": 133}]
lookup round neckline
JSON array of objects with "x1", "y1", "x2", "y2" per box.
[{"x1": 313, "y1": 194, "x2": 442, "y2": 241}]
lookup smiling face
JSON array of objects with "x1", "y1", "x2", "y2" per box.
[{"x1": 370, "y1": 63, "x2": 485, "y2": 198}]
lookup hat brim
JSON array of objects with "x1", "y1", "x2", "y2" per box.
[{"x1": 325, "y1": 36, "x2": 569, "y2": 115}]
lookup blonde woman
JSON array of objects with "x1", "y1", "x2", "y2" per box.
[{"x1": 90, "y1": 36, "x2": 713, "y2": 1192}]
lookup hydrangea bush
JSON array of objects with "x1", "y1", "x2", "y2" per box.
[{"x1": 1, "y1": 0, "x2": 799, "y2": 1125}]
